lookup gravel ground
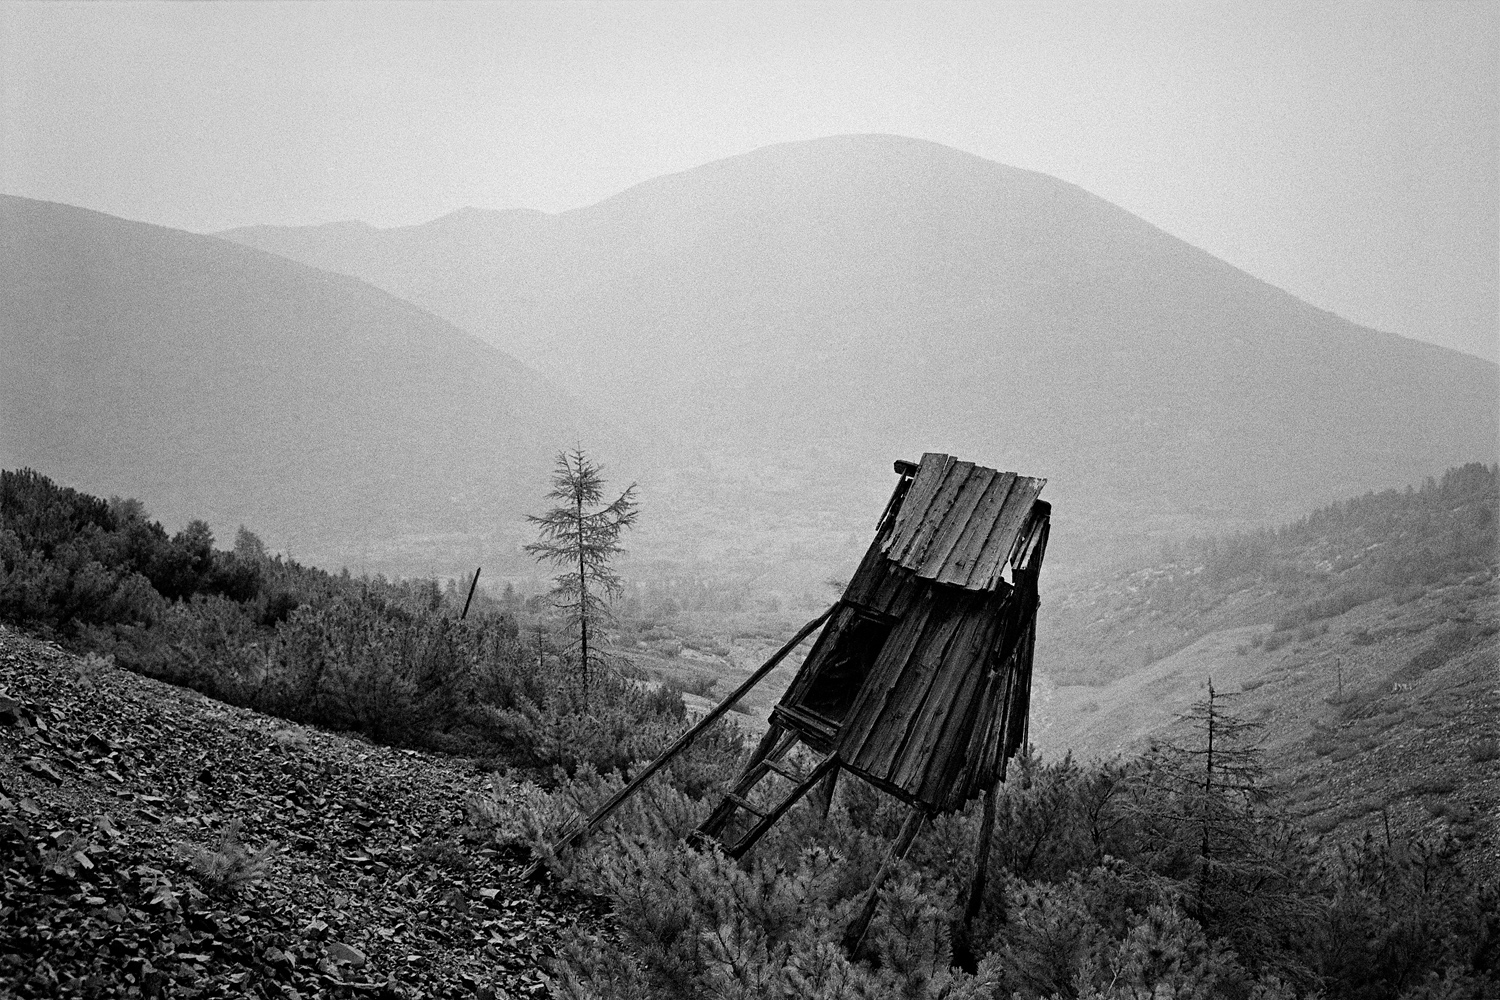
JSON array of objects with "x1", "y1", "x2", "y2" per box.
[{"x1": 0, "y1": 623, "x2": 590, "y2": 1000}]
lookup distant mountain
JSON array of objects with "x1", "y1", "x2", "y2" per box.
[
  {"x1": 0, "y1": 195, "x2": 621, "y2": 573},
  {"x1": 221, "y1": 135, "x2": 1499, "y2": 569}
]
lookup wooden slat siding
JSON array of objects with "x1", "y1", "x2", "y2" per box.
[
  {"x1": 834, "y1": 590, "x2": 941, "y2": 762},
  {"x1": 939, "y1": 666, "x2": 1000, "y2": 810},
  {"x1": 883, "y1": 597, "x2": 997, "y2": 793},
  {"x1": 882, "y1": 453, "x2": 953, "y2": 562},
  {"x1": 857, "y1": 603, "x2": 976, "y2": 785},
  {"x1": 837, "y1": 598, "x2": 950, "y2": 772},
  {"x1": 939, "y1": 471, "x2": 1017, "y2": 588},
  {"x1": 968, "y1": 477, "x2": 1047, "y2": 590},
  {"x1": 1003, "y1": 617, "x2": 1037, "y2": 761},
  {"x1": 911, "y1": 607, "x2": 1009, "y2": 804},
  {"x1": 966, "y1": 633, "x2": 1020, "y2": 800},
  {"x1": 945, "y1": 587, "x2": 1032, "y2": 808},
  {"x1": 889, "y1": 458, "x2": 971, "y2": 569},
  {"x1": 871, "y1": 564, "x2": 928, "y2": 618},
  {"x1": 917, "y1": 465, "x2": 996, "y2": 581},
  {"x1": 977, "y1": 630, "x2": 1024, "y2": 792},
  {"x1": 840, "y1": 596, "x2": 969, "y2": 782}
]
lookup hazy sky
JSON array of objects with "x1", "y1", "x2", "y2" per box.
[{"x1": 2, "y1": 1, "x2": 1496, "y2": 361}]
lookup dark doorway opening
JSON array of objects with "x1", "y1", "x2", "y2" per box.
[{"x1": 798, "y1": 606, "x2": 896, "y2": 725}]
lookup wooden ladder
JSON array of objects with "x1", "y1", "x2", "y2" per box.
[{"x1": 692, "y1": 723, "x2": 840, "y2": 859}]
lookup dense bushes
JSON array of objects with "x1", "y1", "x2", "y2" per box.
[
  {"x1": 469, "y1": 702, "x2": 1498, "y2": 999},
  {"x1": 0, "y1": 468, "x2": 724, "y2": 774}
]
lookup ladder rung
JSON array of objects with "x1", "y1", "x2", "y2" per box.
[
  {"x1": 726, "y1": 793, "x2": 766, "y2": 818},
  {"x1": 764, "y1": 759, "x2": 807, "y2": 782}
]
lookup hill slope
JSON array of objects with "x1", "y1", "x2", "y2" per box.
[
  {"x1": 0, "y1": 624, "x2": 574, "y2": 997},
  {"x1": 0, "y1": 195, "x2": 622, "y2": 574},
  {"x1": 1030, "y1": 464, "x2": 1500, "y2": 862},
  {"x1": 221, "y1": 134, "x2": 1499, "y2": 568}
]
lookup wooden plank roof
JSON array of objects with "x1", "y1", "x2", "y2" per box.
[{"x1": 880, "y1": 453, "x2": 1046, "y2": 592}]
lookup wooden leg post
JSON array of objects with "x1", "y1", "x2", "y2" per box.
[
  {"x1": 842, "y1": 805, "x2": 928, "y2": 955},
  {"x1": 813, "y1": 762, "x2": 840, "y2": 821},
  {"x1": 952, "y1": 778, "x2": 1001, "y2": 970}
]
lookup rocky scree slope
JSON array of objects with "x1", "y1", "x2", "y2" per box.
[{"x1": 0, "y1": 623, "x2": 588, "y2": 999}]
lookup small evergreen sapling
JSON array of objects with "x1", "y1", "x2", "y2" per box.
[{"x1": 525, "y1": 448, "x2": 638, "y2": 703}]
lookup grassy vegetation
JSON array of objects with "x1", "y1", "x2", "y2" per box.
[
  {"x1": 470, "y1": 731, "x2": 1498, "y2": 999},
  {"x1": 0, "y1": 467, "x2": 742, "y2": 780}
]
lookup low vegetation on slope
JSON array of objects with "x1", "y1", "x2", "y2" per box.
[
  {"x1": 473, "y1": 700, "x2": 1498, "y2": 1000},
  {"x1": 0, "y1": 468, "x2": 739, "y2": 781},
  {"x1": 5, "y1": 465, "x2": 1498, "y2": 998},
  {"x1": 1042, "y1": 462, "x2": 1498, "y2": 686}
]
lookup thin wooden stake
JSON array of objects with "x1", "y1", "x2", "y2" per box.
[
  {"x1": 460, "y1": 567, "x2": 481, "y2": 620},
  {"x1": 524, "y1": 603, "x2": 836, "y2": 878},
  {"x1": 842, "y1": 805, "x2": 928, "y2": 955}
]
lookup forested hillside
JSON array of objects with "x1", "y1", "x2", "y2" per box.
[{"x1": 6, "y1": 466, "x2": 1498, "y2": 998}]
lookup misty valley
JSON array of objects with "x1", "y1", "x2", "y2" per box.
[{"x1": 2, "y1": 138, "x2": 1497, "y2": 1000}]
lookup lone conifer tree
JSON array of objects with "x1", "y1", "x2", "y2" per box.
[
  {"x1": 525, "y1": 448, "x2": 638, "y2": 699},
  {"x1": 1134, "y1": 679, "x2": 1308, "y2": 968}
]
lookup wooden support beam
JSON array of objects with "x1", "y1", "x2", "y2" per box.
[
  {"x1": 525, "y1": 604, "x2": 835, "y2": 879},
  {"x1": 950, "y1": 777, "x2": 1003, "y2": 973},
  {"x1": 842, "y1": 805, "x2": 928, "y2": 955},
  {"x1": 962, "y1": 777, "x2": 1001, "y2": 926},
  {"x1": 459, "y1": 567, "x2": 481, "y2": 620},
  {"x1": 812, "y1": 762, "x2": 840, "y2": 821}
]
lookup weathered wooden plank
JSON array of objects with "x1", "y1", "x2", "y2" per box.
[
  {"x1": 917, "y1": 465, "x2": 995, "y2": 582},
  {"x1": 887, "y1": 456, "x2": 968, "y2": 567},
  {"x1": 885, "y1": 598, "x2": 997, "y2": 795},
  {"x1": 1016, "y1": 514, "x2": 1051, "y2": 579},
  {"x1": 856, "y1": 607, "x2": 970, "y2": 783},
  {"x1": 882, "y1": 453, "x2": 953, "y2": 561},
  {"x1": 906, "y1": 607, "x2": 1004, "y2": 801},
  {"x1": 967, "y1": 632, "x2": 1021, "y2": 799},
  {"x1": 969, "y1": 476, "x2": 1047, "y2": 590},
  {"x1": 894, "y1": 460, "x2": 973, "y2": 571},
  {"x1": 934, "y1": 680, "x2": 991, "y2": 810},
  {"x1": 842, "y1": 534, "x2": 894, "y2": 607},
  {"x1": 842, "y1": 805, "x2": 929, "y2": 955},
  {"x1": 939, "y1": 470, "x2": 1017, "y2": 588},
  {"x1": 1003, "y1": 617, "x2": 1037, "y2": 761},
  {"x1": 835, "y1": 592, "x2": 939, "y2": 761}
]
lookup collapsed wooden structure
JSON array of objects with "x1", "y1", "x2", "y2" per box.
[{"x1": 536, "y1": 452, "x2": 1050, "y2": 950}]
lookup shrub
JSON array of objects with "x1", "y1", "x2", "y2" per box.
[{"x1": 179, "y1": 818, "x2": 279, "y2": 899}]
